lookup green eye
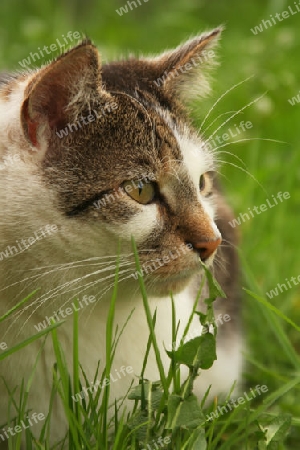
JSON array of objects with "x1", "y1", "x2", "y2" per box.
[{"x1": 123, "y1": 180, "x2": 156, "y2": 204}]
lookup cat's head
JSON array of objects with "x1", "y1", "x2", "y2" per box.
[{"x1": 18, "y1": 29, "x2": 222, "y2": 296}]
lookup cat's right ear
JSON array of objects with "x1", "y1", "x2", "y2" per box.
[
  {"x1": 151, "y1": 28, "x2": 222, "y2": 104},
  {"x1": 21, "y1": 40, "x2": 109, "y2": 151}
]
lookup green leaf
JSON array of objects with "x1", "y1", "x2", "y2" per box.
[
  {"x1": 199, "y1": 261, "x2": 226, "y2": 302},
  {"x1": 128, "y1": 380, "x2": 163, "y2": 409},
  {"x1": 197, "y1": 311, "x2": 208, "y2": 327},
  {"x1": 168, "y1": 333, "x2": 216, "y2": 370},
  {"x1": 260, "y1": 414, "x2": 292, "y2": 447},
  {"x1": 190, "y1": 428, "x2": 207, "y2": 450},
  {"x1": 166, "y1": 394, "x2": 205, "y2": 430},
  {"x1": 258, "y1": 441, "x2": 267, "y2": 450}
]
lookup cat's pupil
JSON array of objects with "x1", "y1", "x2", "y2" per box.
[
  {"x1": 138, "y1": 181, "x2": 143, "y2": 195},
  {"x1": 199, "y1": 174, "x2": 205, "y2": 192},
  {"x1": 122, "y1": 180, "x2": 156, "y2": 204}
]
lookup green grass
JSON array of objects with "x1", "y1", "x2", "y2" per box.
[
  {"x1": 1, "y1": 0, "x2": 300, "y2": 447},
  {"x1": 2, "y1": 244, "x2": 298, "y2": 449}
]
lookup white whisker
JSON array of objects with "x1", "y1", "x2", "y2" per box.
[
  {"x1": 201, "y1": 110, "x2": 241, "y2": 136},
  {"x1": 14, "y1": 266, "x2": 136, "y2": 337},
  {"x1": 199, "y1": 75, "x2": 255, "y2": 133},
  {"x1": 207, "y1": 91, "x2": 268, "y2": 142},
  {"x1": 214, "y1": 158, "x2": 267, "y2": 194}
]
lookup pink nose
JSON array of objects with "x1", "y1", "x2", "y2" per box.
[{"x1": 193, "y1": 237, "x2": 222, "y2": 261}]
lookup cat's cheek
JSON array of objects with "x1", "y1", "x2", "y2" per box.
[
  {"x1": 201, "y1": 196, "x2": 219, "y2": 227},
  {"x1": 108, "y1": 205, "x2": 159, "y2": 243}
]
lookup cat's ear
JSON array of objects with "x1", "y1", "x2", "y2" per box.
[
  {"x1": 21, "y1": 40, "x2": 108, "y2": 150},
  {"x1": 151, "y1": 28, "x2": 222, "y2": 102}
]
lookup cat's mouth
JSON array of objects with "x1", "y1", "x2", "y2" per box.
[
  {"x1": 140, "y1": 270, "x2": 197, "y2": 296},
  {"x1": 131, "y1": 245, "x2": 214, "y2": 295}
]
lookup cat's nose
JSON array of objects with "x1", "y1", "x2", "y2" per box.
[{"x1": 193, "y1": 237, "x2": 222, "y2": 261}]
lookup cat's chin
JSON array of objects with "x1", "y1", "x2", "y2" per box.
[{"x1": 144, "y1": 273, "x2": 193, "y2": 297}]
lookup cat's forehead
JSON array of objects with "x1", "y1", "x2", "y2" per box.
[
  {"x1": 90, "y1": 89, "x2": 214, "y2": 176},
  {"x1": 42, "y1": 93, "x2": 213, "y2": 215},
  {"x1": 153, "y1": 105, "x2": 214, "y2": 178}
]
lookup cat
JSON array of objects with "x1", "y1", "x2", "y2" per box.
[{"x1": 0, "y1": 28, "x2": 242, "y2": 446}]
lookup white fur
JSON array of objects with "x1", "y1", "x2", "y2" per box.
[{"x1": 109, "y1": 204, "x2": 159, "y2": 243}]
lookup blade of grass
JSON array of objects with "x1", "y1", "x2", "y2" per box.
[
  {"x1": 214, "y1": 375, "x2": 300, "y2": 449},
  {"x1": 140, "y1": 310, "x2": 157, "y2": 380},
  {"x1": 0, "y1": 290, "x2": 38, "y2": 323},
  {"x1": 0, "y1": 321, "x2": 63, "y2": 361},
  {"x1": 179, "y1": 276, "x2": 206, "y2": 347},
  {"x1": 131, "y1": 236, "x2": 167, "y2": 395},
  {"x1": 240, "y1": 250, "x2": 300, "y2": 370},
  {"x1": 51, "y1": 324, "x2": 91, "y2": 450},
  {"x1": 244, "y1": 288, "x2": 300, "y2": 333},
  {"x1": 72, "y1": 299, "x2": 81, "y2": 447},
  {"x1": 100, "y1": 244, "x2": 120, "y2": 448}
]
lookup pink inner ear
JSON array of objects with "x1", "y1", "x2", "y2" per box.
[
  {"x1": 27, "y1": 119, "x2": 39, "y2": 148},
  {"x1": 22, "y1": 98, "x2": 39, "y2": 149},
  {"x1": 22, "y1": 85, "x2": 68, "y2": 149}
]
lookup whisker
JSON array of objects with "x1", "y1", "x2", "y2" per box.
[
  {"x1": 213, "y1": 137, "x2": 288, "y2": 152},
  {"x1": 14, "y1": 266, "x2": 136, "y2": 337},
  {"x1": 201, "y1": 111, "x2": 241, "y2": 136},
  {"x1": 207, "y1": 91, "x2": 268, "y2": 142},
  {"x1": 214, "y1": 158, "x2": 267, "y2": 194},
  {"x1": 199, "y1": 75, "x2": 255, "y2": 133},
  {"x1": 25, "y1": 254, "x2": 133, "y2": 271},
  {"x1": 214, "y1": 150, "x2": 247, "y2": 168},
  {"x1": 7, "y1": 263, "x2": 127, "y2": 324},
  {"x1": 0, "y1": 252, "x2": 156, "y2": 293},
  {"x1": 212, "y1": 255, "x2": 227, "y2": 275},
  {"x1": 85, "y1": 271, "x2": 142, "y2": 324}
]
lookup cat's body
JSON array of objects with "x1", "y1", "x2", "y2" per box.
[{"x1": 0, "y1": 29, "x2": 242, "y2": 446}]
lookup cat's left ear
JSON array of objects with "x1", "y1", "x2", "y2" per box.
[
  {"x1": 21, "y1": 40, "x2": 109, "y2": 151},
  {"x1": 151, "y1": 28, "x2": 222, "y2": 102}
]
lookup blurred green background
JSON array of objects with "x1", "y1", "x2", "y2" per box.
[{"x1": 0, "y1": 0, "x2": 299, "y2": 446}]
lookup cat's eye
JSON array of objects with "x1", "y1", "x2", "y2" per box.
[
  {"x1": 122, "y1": 180, "x2": 156, "y2": 205},
  {"x1": 199, "y1": 173, "x2": 213, "y2": 196},
  {"x1": 199, "y1": 174, "x2": 205, "y2": 192}
]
